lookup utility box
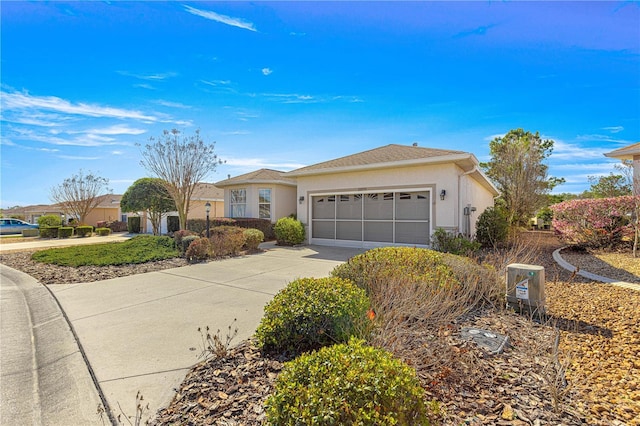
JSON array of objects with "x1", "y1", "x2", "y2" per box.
[{"x1": 506, "y1": 263, "x2": 546, "y2": 315}]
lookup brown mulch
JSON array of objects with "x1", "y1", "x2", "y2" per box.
[
  {"x1": 0, "y1": 250, "x2": 189, "y2": 284},
  {"x1": 1, "y1": 233, "x2": 639, "y2": 425}
]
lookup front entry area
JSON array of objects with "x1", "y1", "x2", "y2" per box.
[{"x1": 310, "y1": 190, "x2": 431, "y2": 248}]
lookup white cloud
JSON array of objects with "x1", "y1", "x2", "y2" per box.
[
  {"x1": 117, "y1": 71, "x2": 177, "y2": 81},
  {"x1": 575, "y1": 133, "x2": 634, "y2": 145},
  {"x1": 602, "y1": 126, "x2": 624, "y2": 133},
  {"x1": 57, "y1": 155, "x2": 100, "y2": 160},
  {"x1": 154, "y1": 100, "x2": 192, "y2": 109},
  {"x1": 221, "y1": 130, "x2": 251, "y2": 135},
  {"x1": 183, "y1": 5, "x2": 257, "y2": 32},
  {"x1": 1, "y1": 90, "x2": 159, "y2": 121},
  {"x1": 483, "y1": 133, "x2": 506, "y2": 142},
  {"x1": 225, "y1": 157, "x2": 307, "y2": 170},
  {"x1": 261, "y1": 68, "x2": 273, "y2": 76},
  {"x1": 111, "y1": 150, "x2": 124, "y2": 155},
  {"x1": 66, "y1": 125, "x2": 146, "y2": 136},
  {"x1": 261, "y1": 93, "x2": 315, "y2": 103},
  {"x1": 551, "y1": 140, "x2": 610, "y2": 160},
  {"x1": 201, "y1": 79, "x2": 231, "y2": 87}
]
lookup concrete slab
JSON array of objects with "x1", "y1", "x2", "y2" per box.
[
  {"x1": 48, "y1": 244, "x2": 363, "y2": 422},
  {"x1": 0, "y1": 232, "x2": 132, "y2": 253}
]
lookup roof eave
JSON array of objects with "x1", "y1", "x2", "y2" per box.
[
  {"x1": 215, "y1": 179, "x2": 297, "y2": 188},
  {"x1": 285, "y1": 153, "x2": 476, "y2": 177}
]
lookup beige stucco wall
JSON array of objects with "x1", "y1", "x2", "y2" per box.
[
  {"x1": 85, "y1": 207, "x2": 121, "y2": 226},
  {"x1": 189, "y1": 199, "x2": 224, "y2": 219},
  {"x1": 223, "y1": 183, "x2": 296, "y2": 223},
  {"x1": 295, "y1": 163, "x2": 496, "y2": 241}
]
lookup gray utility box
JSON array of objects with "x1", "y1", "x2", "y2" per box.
[{"x1": 506, "y1": 263, "x2": 546, "y2": 315}]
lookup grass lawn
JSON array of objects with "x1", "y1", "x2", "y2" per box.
[{"x1": 31, "y1": 235, "x2": 179, "y2": 266}]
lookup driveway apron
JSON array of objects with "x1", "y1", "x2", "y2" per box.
[{"x1": 47, "y1": 243, "x2": 363, "y2": 421}]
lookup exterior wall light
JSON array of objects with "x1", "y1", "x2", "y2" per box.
[
  {"x1": 299, "y1": 196, "x2": 305, "y2": 204},
  {"x1": 440, "y1": 189, "x2": 446, "y2": 201},
  {"x1": 205, "y1": 201, "x2": 211, "y2": 238}
]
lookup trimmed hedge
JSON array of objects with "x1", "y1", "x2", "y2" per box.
[
  {"x1": 96, "y1": 227, "x2": 112, "y2": 236},
  {"x1": 256, "y1": 277, "x2": 370, "y2": 356},
  {"x1": 76, "y1": 226, "x2": 93, "y2": 237},
  {"x1": 22, "y1": 228, "x2": 39, "y2": 237},
  {"x1": 185, "y1": 237, "x2": 211, "y2": 262},
  {"x1": 38, "y1": 215, "x2": 62, "y2": 227},
  {"x1": 39, "y1": 226, "x2": 60, "y2": 239},
  {"x1": 265, "y1": 338, "x2": 428, "y2": 425},
  {"x1": 58, "y1": 227, "x2": 74, "y2": 238},
  {"x1": 181, "y1": 235, "x2": 200, "y2": 254}
]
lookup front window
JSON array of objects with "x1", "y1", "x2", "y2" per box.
[
  {"x1": 230, "y1": 189, "x2": 246, "y2": 217},
  {"x1": 259, "y1": 188, "x2": 272, "y2": 219}
]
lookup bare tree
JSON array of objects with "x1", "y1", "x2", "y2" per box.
[
  {"x1": 50, "y1": 170, "x2": 111, "y2": 225},
  {"x1": 139, "y1": 129, "x2": 222, "y2": 230}
]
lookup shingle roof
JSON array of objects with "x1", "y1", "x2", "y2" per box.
[
  {"x1": 192, "y1": 183, "x2": 224, "y2": 200},
  {"x1": 604, "y1": 142, "x2": 640, "y2": 160},
  {"x1": 215, "y1": 168, "x2": 297, "y2": 187},
  {"x1": 286, "y1": 144, "x2": 471, "y2": 176}
]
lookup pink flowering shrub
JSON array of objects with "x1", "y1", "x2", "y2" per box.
[{"x1": 550, "y1": 196, "x2": 638, "y2": 249}]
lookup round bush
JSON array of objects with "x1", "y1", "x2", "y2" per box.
[
  {"x1": 174, "y1": 230, "x2": 198, "y2": 252},
  {"x1": 209, "y1": 226, "x2": 245, "y2": 257},
  {"x1": 37, "y1": 215, "x2": 62, "y2": 227},
  {"x1": 185, "y1": 237, "x2": 211, "y2": 262},
  {"x1": 243, "y1": 228, "x2": 264, "y2": 251},
  {"x1": 475, "y1": 206, "x2": 509, "y2": 248},
  {"x1": 266, "y1": 338, "x2": 429, "y2": 425},
  {"x1": 181, "y1": 235, "x2": 200, "y2": 254},
  {"x1": 256, "y1": 277, "x2": 369, "y2": 356},
  {"x1": 274, "y1": 217, "x2": 305, "y2": 246}
]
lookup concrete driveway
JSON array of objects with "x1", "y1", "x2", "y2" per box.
[{"x1": 48, "y1": 242, "x2": 363, "y2": 422}]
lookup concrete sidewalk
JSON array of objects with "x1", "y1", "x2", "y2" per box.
[
  {"x1": 48, "y1": 242, "x2": 363, "y2": 423},
  {"x1": 0, "y1": 233, "x2": 132, "y2": 253},
  {"x1": 0, "y1": 265, "x2": 104, "y2": 425}
]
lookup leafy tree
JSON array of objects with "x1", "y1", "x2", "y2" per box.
[
  {"x1": 50, "y1": 170, "x2": 111, "y2": 225},
  {"x1": 480, "y1": 129, "x2": 564, "y2": 226},
  {"x1": 139, "y1": 129, "x2": 223, "y2": 230},
  {"x1": 120, "y1": 178, "x2": 176, "y2": 235},
  {"x1": 582, "y1": 173, "x2": 632, "y2": 198}
]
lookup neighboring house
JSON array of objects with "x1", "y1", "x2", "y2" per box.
[
  {"x1": 84, "y1": 194, "x2": 123, "y2": 225},
  {"x1": 1, "y1": 204, "x2": 64, "y2": 224},
  {"x1": 604, "y1": 142, "x2": 640, "y2": 195},
  {"x1": 215, "y1": 169, "x2": 298, "y2": 222},
  {"x1": 216, "y1": 144, "x2": 499, "y2": 248},
  {"x1": 146, "y1": 182, "x2": 225, "y2": 234}
]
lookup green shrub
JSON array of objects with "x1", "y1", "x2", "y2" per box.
[
  {"x1": 185, "y1": 237, "x2": 211, "y2": 263},
  {"x1": 266, "y1": 338, "x2": 429, "y2": 426},
  {"x1": 475, "y1": 206, "x2": 509, "y2": 248},
  {"x1": 96, "y1": 227, "x2": 112, "y2": 236},
  {"x1": 39, "y1": 226, "x2": 60, "y2": 238},
  {"x1": 76, "y1": 226, "x2": 93, "y2": 237},
  {"x1": 22, "y1": 228, "x2": 39, "y2": 237},
  {"x1": 38, "y1": 215, "x2": 62, "y2": 227},
  {"x1": 181, "y1": 235, "x2": 200, "y2": 254},
  {"x1": 127, "y1": 216, "x2": 141, "y2": 233},
  {"x1": 32, "y1": 235, "x2": 178, "y2": 266},
  {"x1": 274, "y1": 217, "x2": 305, "y2": 246},
  {"x1": 256, "y1": 277, "x2": 370, "y2": 356},
  {"x1": 209, "y1": 226, "x2": 245, "y2": 257},
  {"x1": 173, "y1": 229, "x2": 198, "y2": 252},
  {"x1": 186, "y1": 218, "x2": 207, "y2": 235},
  {"x1": 243, "y1": 228, "x2": 264, "y2": 251},
  {"x1": 233, "y1": 218, "x2": 275, "y2": 240},
  {"x1": 167, "y1": 216, "x2": 180, "y2": 234},
  {"x1": 331, "y1": 247, "x2": 500, "y2": 316},
  {"x1": 58, "y1": 227, "x2": 74, "y2": 238},
  {"x1": 431, "y1": 227, "x2": 480, "y2": 256}
]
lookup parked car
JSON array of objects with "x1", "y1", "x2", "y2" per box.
[{"x1": 0, "y1": 218, "x2": 39, "y2": 235}]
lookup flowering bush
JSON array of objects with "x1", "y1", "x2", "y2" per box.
[{"x1": 550, "y1": 196, "x2": 638, "y2": 249}]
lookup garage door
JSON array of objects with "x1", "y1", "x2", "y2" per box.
[{"x1": 311, "y1": 191, "x2": 431, "y2": 247}]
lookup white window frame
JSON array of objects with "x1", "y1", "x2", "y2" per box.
[
  {"x1": 230, "y1": 189, "x2": 247, "y2": 218},
  {"x1": 258, "y1": 188, "x2": 272, "y2": 219}
]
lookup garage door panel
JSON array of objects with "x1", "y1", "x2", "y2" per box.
[
  {"x1": 363, "y1": 193, "x2": 393, "y2": 220},
  {"x1": 336, "y1": 221, "x2": 362, "y2": 241},
  {"x1": 395, "y1": 222, "x2": 430, "y2": 245},
  {"x1": 312, "y1": 221, "x2": 334, "y2": 239},
  {"x1": 364, "y1": 222, "x2": 393, "y2": 242},
  {"x1": 395, "y1": 192, "x2": 429, "y2": 220}
]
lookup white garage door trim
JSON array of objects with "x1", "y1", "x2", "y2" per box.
[{"x1": 309, "y1": 188, "x2": 432, "y2": 248}]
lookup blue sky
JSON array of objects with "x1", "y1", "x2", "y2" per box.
[{"x1": 1, "y1": 1, "x2": 639, "y2": 208}]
